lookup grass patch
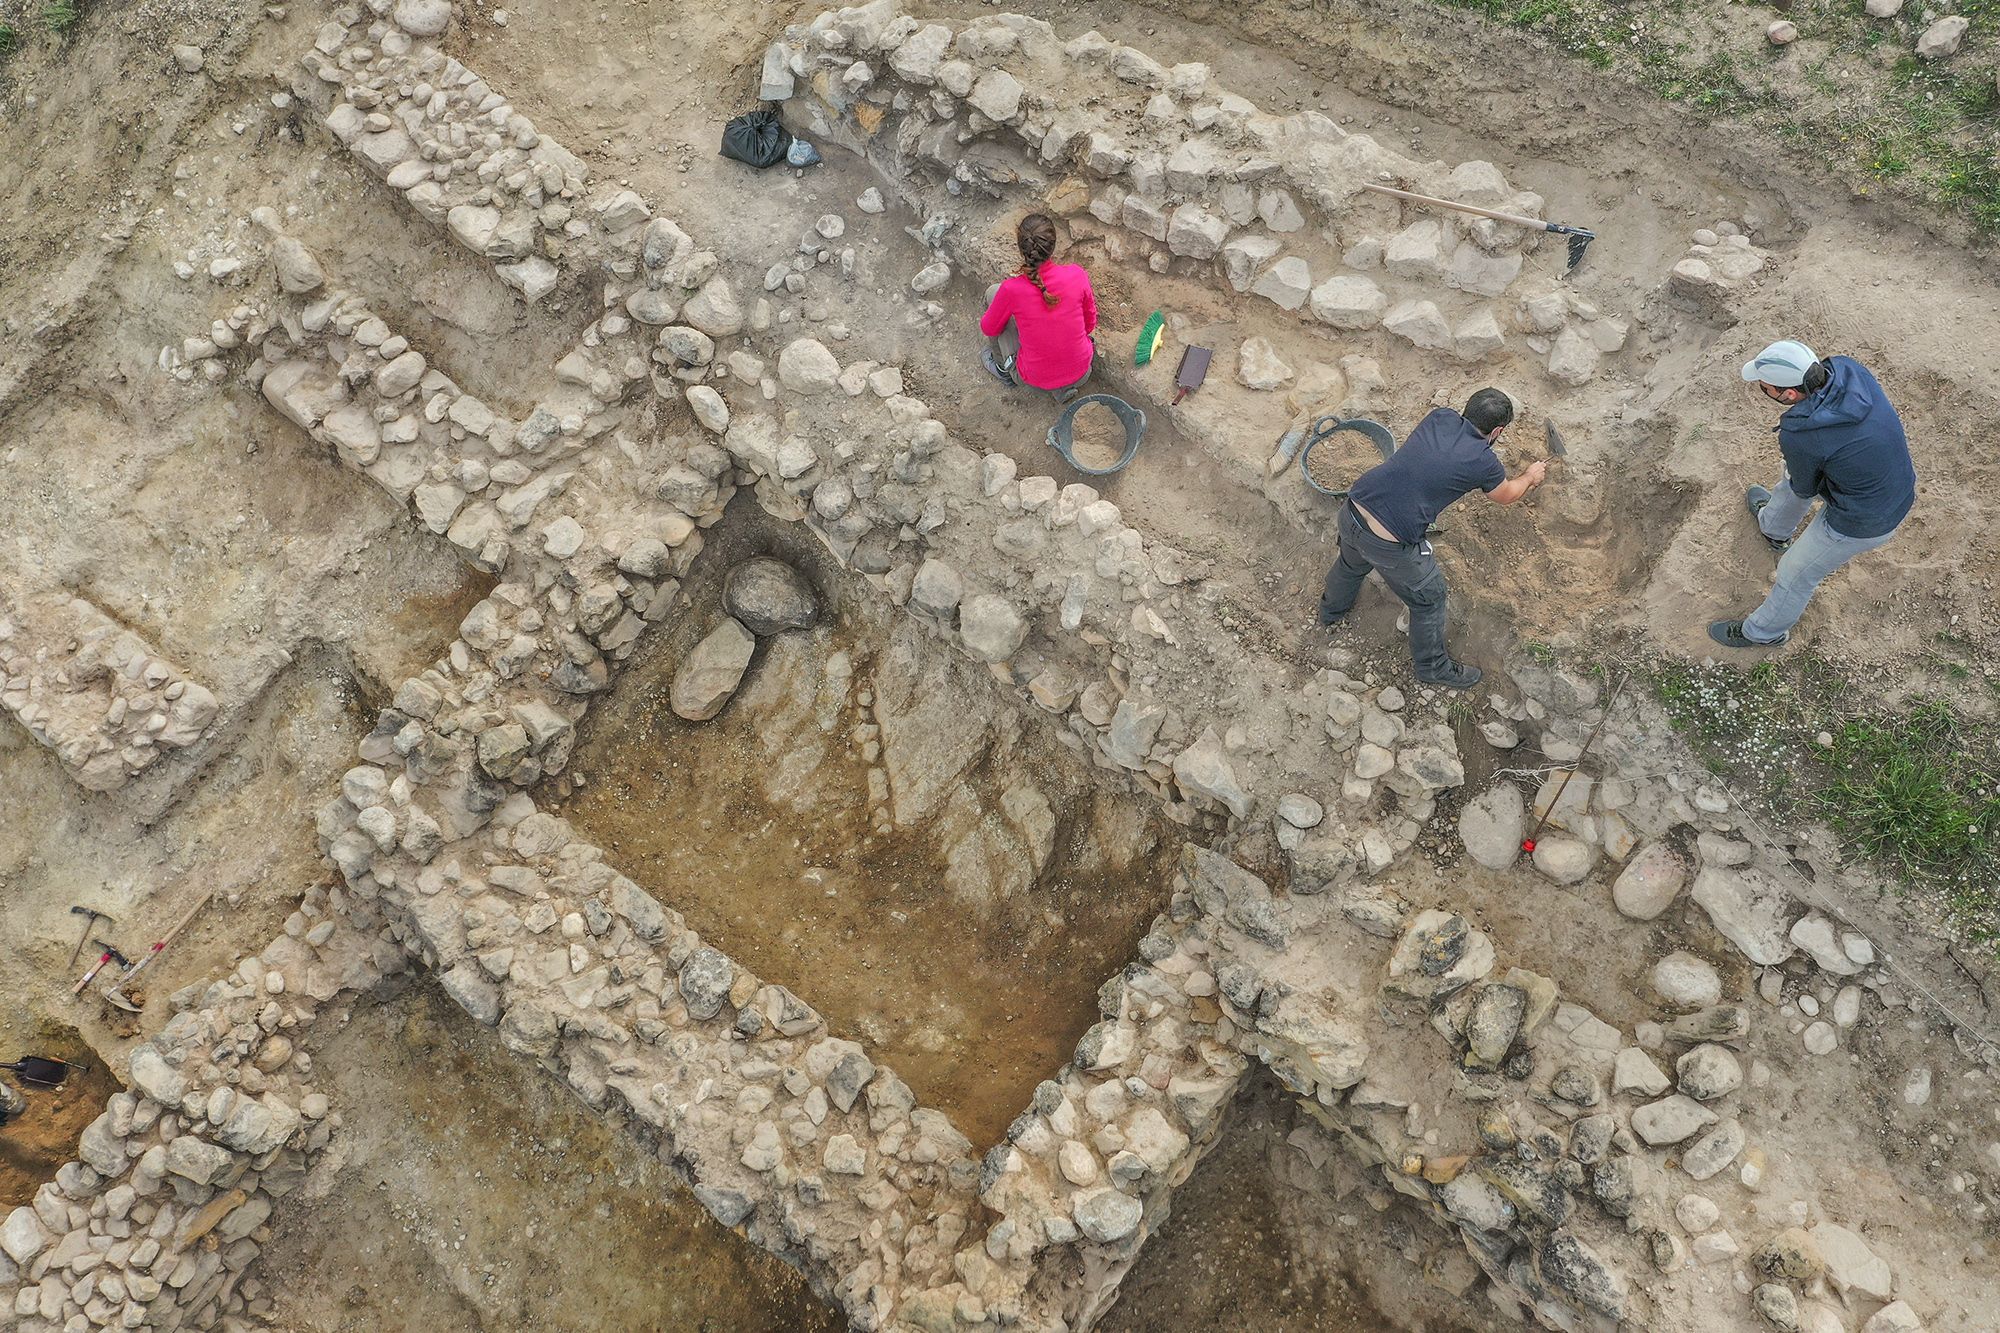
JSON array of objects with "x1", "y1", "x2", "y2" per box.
[
  {"x1": 40, "y1": 0, "x2": 77, "y2": 35},
  {"x1": 1431, "y1": 0, "x2": 2000, "y2": 234},
  {"x1": 1650, "y1": 653, "x2": 2000, "y2": 945},
  {"x1": 0, "y1": 24, "x2": 18, "y2": 57}
]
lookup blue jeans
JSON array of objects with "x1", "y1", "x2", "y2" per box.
[
  {"x1": 1744, "y1": 473, "x2": 1898, "y2": 642},
  {"x1": 1320, "y1": 502, "x2": 1454, "y2": 679}
]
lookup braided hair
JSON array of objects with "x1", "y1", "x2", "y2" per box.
[{"x1": 1017, "y1": 213, "x2": 1059, "y2": 308}]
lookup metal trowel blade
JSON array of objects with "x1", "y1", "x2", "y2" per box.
[{"x1": 1544, "y1": 421, "x2": 1567, "y2": 458}]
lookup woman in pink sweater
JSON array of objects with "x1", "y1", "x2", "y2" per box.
[{"x1": 980, "y1": 213, "x2": 1098, "y2": 399}]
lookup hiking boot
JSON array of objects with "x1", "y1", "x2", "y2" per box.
[
  {"x1": 1745, "y1": 486, "x2": 1790, "y2": 553},
  {"x1": 982, "y1": 348, "x2": 1017, "y2": 388},
  {"x1": 1708, "y1": 618, "x2": 1789, "y2": 649},
  {"x1": 1315, "y1": 604, "x2": 1348, "y2": 627},
  {"x1": 1418, "y1": 660, "x2": 1484, "y2": 691}
]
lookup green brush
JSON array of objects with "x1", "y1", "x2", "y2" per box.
[{"x1": 1134, "y1": 311, "x2": 1166, "y2": 366}]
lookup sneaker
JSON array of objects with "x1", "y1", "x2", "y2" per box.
[
  {"x1": 982, "y1": 348, "x2": 1017, "y2": 388},
  {"x1": 1418, "y1": 660, "x2": 1484, "y2": 691},
  {"x1": 1745, "y1": 486, "x2": 1790, "y2": 553},
  {"x1": 1708, "y1": 618, "x2": 1789, "y2": 649}
]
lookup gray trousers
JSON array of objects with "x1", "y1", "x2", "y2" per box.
[
  {"x1": 1744, "y1": 472, "x2": 1899, "y2": 642},
  {"x1": 1320, "y1": 502, "x2": 1454, "y2": 679}
]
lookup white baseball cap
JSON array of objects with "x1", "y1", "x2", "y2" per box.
[{"x1": 1741, "y1": 340, "x2": 1819, "y2": 388}]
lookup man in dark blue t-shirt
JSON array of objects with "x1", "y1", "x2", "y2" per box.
[
  {"x1": 1710, "y1": 339, "x2": 1917, "y2": 648},
  {"x1": 1318, "y1": 388, "x2": 1548, "y2": 689}
]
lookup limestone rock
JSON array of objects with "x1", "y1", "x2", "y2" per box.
[
  {"x1": 1631, "y1": 1094, "x2": 1717, "y2": 1146},
  {"x1": 1250, "y1": 256, "x2": 1312, "y2": 311},
  {"x1": 1459, "y1": 783, "x2": 1524, "y2": 869},
  {"x1": 1310, "y1": 274, "x2": 1388, "y2": 330},
  {"x1": 271, "y1": 237, "x2": 325, "y2": 293},
  {"x1": 678, "y1": 945, "x2": 733, "y2": 1020},
  {"x1": 1072, "y1": 1186, "x2": 1142, "y2": 1242},
  {"x1": 1386, "y1": 910, "x2": 1494, "y2": 1000},
  {"x1": 959, "y1": 594, "x2": 1026, "y2": 662},
  {"x1": 723, "y1": 558, "x2": 819, "y2": 636},
  {"x1": 1236, "y1": 337, "x2": 1295, "y2": 390},
  {"x1": 1172, "y1": 730, "x2": 1252, "y2": 819},
  {"x1": 1691, "y1": 866, "x2": 1797, "y2": 964},
  {"x1": 1651, "y1": 952, "x2": 1721, "y2": 1008},
  {"x1": 1532, "y1": 835, "x2": 1596, "y2": 884},
  {"x1": 1613, "y1": 1047, "x2": 1671, "y2": 1097},
  {"x1": 1915, "y1": 15, "x2": 1968, "y2": 58},
  {"x1": 1809, "y1": 1222, "x2": 1893, "y2": 1301},
  {"x1": 393, "y1": 0, "x2": 451, "y2": 37},
  {"x1": 1676, "y1": 1044, "x2": 1742, "y2": 1101},
  {"x1": 1681, "y1": 1119, "x2": 1745, "y2": 1180},
  {"x1": 1383, "y1": 299, "x2": 1453, "y2": 351},
  {"x1": 777, "y1": 338, "x2": 841, "y2": 393},
  {"x1": 1613, "y1": 842, "x2": 1686, "y2": 920},
  {"x1": 670, "y1": 618, "x2": 757, "y2": 721}
]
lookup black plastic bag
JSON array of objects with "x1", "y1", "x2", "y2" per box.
[{"x1": 720, "y1": 108, "x2": 793, "y2": 169}]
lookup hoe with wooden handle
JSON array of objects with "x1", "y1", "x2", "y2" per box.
[{"x1": 1363, "y1": 183, "x2": 1597, "y2": 276}]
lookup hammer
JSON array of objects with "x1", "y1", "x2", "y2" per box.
[
  {"x1": 72, "y1": 942, "x2": 130, "y2": 997},
  {"x1": 68, "y1": 905, "x2": 115, "y2": 967}
]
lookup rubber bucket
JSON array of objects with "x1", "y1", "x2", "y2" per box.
[
  {"x1": 1299, "y1": 417, "x2": 1397, "y2": 499},
  {"x1": 1047, "y1": 393, "x2": 1146, "y2": 476}
]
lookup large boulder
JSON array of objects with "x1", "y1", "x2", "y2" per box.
[
  {"x1": 722, "y1": 558, "x2": 819, "y2": 636},
  {"x1": 670, "y1": 618, "x2": 757, "y2": 721}
]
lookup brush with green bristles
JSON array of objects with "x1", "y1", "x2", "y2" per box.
[{"x1": 1134, "y1": 311, "x2": 1166, "y2": 366}]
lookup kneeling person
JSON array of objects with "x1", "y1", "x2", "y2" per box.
[{"x1": 1317, "y1": 388, "x2": 1547, "y2": 690}]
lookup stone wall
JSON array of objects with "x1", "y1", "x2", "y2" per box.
[
  {"x1": 768, "y1": 2, "x2": 1630, "y2": 386},
  {"x1": 0, "y1": 886, "x2": 403, "y2": 1331},
  {"x1": 0, "y1": 589, "x2": 218, "y2": 793}
]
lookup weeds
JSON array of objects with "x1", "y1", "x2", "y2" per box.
[
  {"x1": 40, "y1": 1, "x2": 77, "y2": 35},
  {"x1": 0, "y1": 24, "x2": 17, "y2": 56},
  {"x1": 1434, "y1": 0, "x2": 2000, "y2": 233},
  {"x1": 1652, "y1": 652, "x2": 1999, "y2": 945}
]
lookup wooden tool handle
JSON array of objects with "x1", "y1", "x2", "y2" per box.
[{"x1": 1361, "y1": 182, "x2": 1548, "y2": 232}]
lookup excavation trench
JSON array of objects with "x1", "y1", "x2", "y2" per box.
[
  {"x1": 262, "y1": 978, "x2": 843, "y2": 1332},
  {"x1": 551, "y1": 504, "x2": 1183, "y2": 1148}
]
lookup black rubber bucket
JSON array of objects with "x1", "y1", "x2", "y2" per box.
[
  {"x1": 1299, "y1": 417, "x2": 1397, "y2": 499},
  {"x1": 1047, "y1": 393, "x2": 1146, "y2": 476}
]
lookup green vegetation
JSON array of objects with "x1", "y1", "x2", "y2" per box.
[
  {"x1": 0, "y1": 24, "x2": 18, "y2": 57},
  {"x1": 1434, "y1": 0, "x2": 2000, "y2": 233},
  {"x1": 40, "y1": 1, "x2": 78, "y2": 34},
  {"x1": 1650, "y1": 652, "x2": 1999, "y2": 944}
]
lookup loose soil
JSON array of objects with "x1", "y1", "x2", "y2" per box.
[
  {"x1": 1303, "y1": 426, "x2": 1391, "y2": 497},
  {"x1": 0, "y1": 1029, "x2": 122, "y2": 1208},
  {"x1": 1102, "y1": 1075, "x2": 1509, "y2": 1333},
  {"x1": 1064, "y1": 397, "x2": 1132, "y2": 473}
]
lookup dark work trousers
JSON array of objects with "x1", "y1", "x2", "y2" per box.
[{"x1": 1319, "y1": 501, "x2": 1454, "y2": 680}]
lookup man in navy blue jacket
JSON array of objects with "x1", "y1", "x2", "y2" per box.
[
  {"x1": 1711, "y1": 340, "x2": 1917, "y2": 648},
  {"x1": 1319, "y1": 388, "x2": 1547, "y2": 689}
]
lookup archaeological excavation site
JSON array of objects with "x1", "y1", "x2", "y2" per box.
[{"x1": 2, "y1": 0, "x2": 1997, "y2": 1329}]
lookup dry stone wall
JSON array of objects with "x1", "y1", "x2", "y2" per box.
[
  {"x1": 0, "y1": 887, "x2": 404, "y2": 1332},
  {"x1": 0, "y1": 589, "x2": 218, "y2": 793},
  {"x1": 20, "y1": 5, "x2": 1959, "y2": 1333},
  {"x1": 769, "y1": 2, "x2": 1631, "y2": 385}
]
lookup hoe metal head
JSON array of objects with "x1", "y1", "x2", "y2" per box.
[{"x1": 1550, "y1": 223, "x2": 1596, "y2": 277}]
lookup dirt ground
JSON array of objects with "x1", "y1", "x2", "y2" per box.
[
  {"x1": 1103, "y1": 1074, "x2": 1513, "y2": 1333},
  {"x1": 2, "y1": 0, "x2": 1999, "y2": 1327},
  {"x1": 263, "y1": 978, "x2": 842, "y2": 1332}
]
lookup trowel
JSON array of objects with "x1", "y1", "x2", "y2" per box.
[{"x1": 1544, "y1": 420, "x2": 1567, "y2": 461}]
